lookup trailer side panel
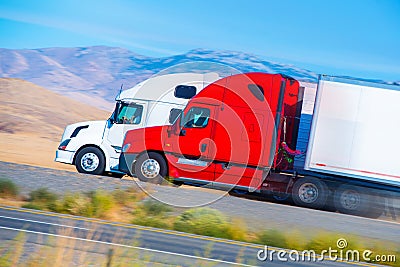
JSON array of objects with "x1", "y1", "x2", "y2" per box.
[{"x1": 305, "y1": 78, "x2": 400, "y2": 186}]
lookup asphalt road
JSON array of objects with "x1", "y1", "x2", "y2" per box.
[
  {"x1": 0, "y1": 161, "x2": 399, "y2": 244},
  {"x1": 0, "y1": 206, "x2": 382, "y2": 267}
]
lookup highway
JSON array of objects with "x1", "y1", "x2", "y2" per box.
[
  {"x1": 1, "y1": 161, "x2": 399, "y2": 245},
  {"x1": 0, "y1": 206, "x2": 382, "y2": 266}
]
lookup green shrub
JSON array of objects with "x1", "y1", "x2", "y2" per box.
[
  {"x1": 55, "y1": 191, "x2": 115, "y2": 218},
  {"x1": 112, "y1": 189, "x2": 131, "y2": 205},
  {"x1": 132, "y1": 216, "x2": 171, "y2": 229},
  {"x1": 256, "y1": 229, "x2": 288, "y2": 248},
  {"x1": 29, "y1": 188, "x2": 57, "y2": 203},
  {"x1": 21, "y1": 202, "x2": 45, "y2": 210},
  {"x1": 112, "y1": 187, "x2": 147, "y2": 205},
  {"x1": 225, "y1": 218, "x2": 248, "y2": 242},
  {"x1": 140, "y1": 199, "x2": 172, "y2": 216},
  {"x1": 0, "y1": 178, "x2": 19, "y2": 198},
  {"x1": 56, "y1": 193, "x2": 91, "y2": 216},
  {"x1": 131, "y1": 200, "x2": 173, "y2": 229},
  {"x1": 22, "y1": 188, "x2": 58, "y2": 210},
  {"x1": 304, "y1": 232, "x2": 363, "y2": 254},
  {"x1": 284, "y1": 230, "x2": 307, "y2": 251},
  {"x1": 173, "y1": 208, "x2": 234, "y2": 239},
  {"x1": 88, "y1": 190, "x2": 115, "y2": 218}
]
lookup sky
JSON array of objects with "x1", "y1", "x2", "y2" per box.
[{"x1": 0, "y1": 0, "x2": 399, "y2": 81}]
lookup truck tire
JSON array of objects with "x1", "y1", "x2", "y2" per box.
[
  {"x1": 75, "y1": 147, "x2": 105, "y2": 175},
  {"x1": 292, "y1": 177, "x2": 328, "y2": 209},
  {"x1": 322, "y1": 192, "x2": 337, "y2": 212},
  {"x1": 134, "y1": 152, "x2": 167, "y2": 184},
  {"x1": 333, "y1": 184, "x2": 383, "y2": 218}
]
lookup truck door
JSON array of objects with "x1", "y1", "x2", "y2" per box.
[
  {"x1": 170, "y1": 102, "x2": 217, "y2": 181},
  {"x1": 104, "y1": 101, "x2": 147, "y2": 169}
]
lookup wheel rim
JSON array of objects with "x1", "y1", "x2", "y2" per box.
[
  {"x1": 298, "y1": 183, "x2": 319, "y2": 203},
  {"x1": 81, "y1": 153, "x2": 100, "y2": 172},
  {"x1": 340, "y1": 190, "x2": 361, "y2": 210},
  {"x1": 141, "y1": 159, "x2": 160, "y2": 179}
]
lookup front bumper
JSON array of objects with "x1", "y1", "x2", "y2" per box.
[
  {"x1": 119, "y1": 153, "x2": 138, "y2": 175},
  {"x1": 55, "y1": 150, "x2": 75, "y2": 164}
]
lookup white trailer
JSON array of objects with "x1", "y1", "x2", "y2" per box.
[
  {"x1": 305, "y1": 76, "x2": 400, "y2": 186},
  {"x1": 279, "y1": 75, "x2": 400, "y2": 217},
  {"x1": 55, "y1": 72, "x2": 219, "y2": 176}
]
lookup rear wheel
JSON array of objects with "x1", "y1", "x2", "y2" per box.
[
  {"x1": 322, "y1": 191, "x2": 337, "y2": 212},
  {"x1": 334, "y1": 184, "x2": 383, "y2": 218},
  {"x1": 134, "y1": 152, "x2": 167, "y2": 184},
  {"x1": 292, "y1": 177, "x2": 328, "y2": 209},
  {"x1": 75, "y1": 147, "x2": 105, "y2": 175}
]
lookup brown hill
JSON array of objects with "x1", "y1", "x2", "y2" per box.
[{"x1": 0, "y1": 78, "x2": 110, "y2": 171}]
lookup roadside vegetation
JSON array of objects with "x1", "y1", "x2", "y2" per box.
[
  {"x1": 0, "y1": 178, "x2": 19, "y2": 198},
  {"x1": 0, "y1": 177, "x2": 399, "y2": 266}
]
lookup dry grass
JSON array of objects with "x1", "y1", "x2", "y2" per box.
[{"x1": 0, "y1": 78, "x2": 109, "y2": 171}]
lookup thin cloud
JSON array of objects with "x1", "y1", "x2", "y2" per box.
[{"x1": 0, "y1": 10, "x2": 180, "y2": 55}]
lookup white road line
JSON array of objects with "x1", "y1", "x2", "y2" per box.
[
  {"x1": 0, "y1": 215, "x2": 90, "y2": 231},
  {"x1": 0, "y1": 226, "x2": 258, "y2": 267}
]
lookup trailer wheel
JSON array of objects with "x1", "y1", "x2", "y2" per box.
[
  {"x1": 333, "y1": 184, "x2": 383, "y2": 218},
  {"x1": 292, "y1": 177, "x2": 328, "y2": 209},
  {"x1": 75, "y1": 147, "x2": 105, "y2": 175},
  {"x1": 134, "y1": 152, "x2": 167, "y2": 184},
  {"x1": 322, "y1": 191, "x2": 337, "y2": 212}
]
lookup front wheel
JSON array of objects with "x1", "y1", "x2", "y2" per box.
[
  {"x1": 134, "y1": 152, "x2": 167, "y2": 184},
  {"x1": 292, "y1": 177, "x2": 328, "y2": 209},
  {"x1": 75, "y1": 147, "x2": 105, "y2": 175}
]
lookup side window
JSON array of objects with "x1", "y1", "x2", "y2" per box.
[
  {"x1": 183, "y1": 107, "x2": 210, "y2": 128},
  {"x1": 169, "y1": 108, "x2": 182, "y2": 124},
  {"x1": 248, "y1": 84, "x2": 264, "y2": 101},
  {"x1": 116, "y1": 103, "x2": 143, "y2": 124}
]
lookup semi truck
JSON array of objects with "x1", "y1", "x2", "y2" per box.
[
  {"x1": 119, "y1": 72, "x2": 400, "y2": 217},
  {"x1": 55, "y1": 72, "x2": 219, "y2": 176}
]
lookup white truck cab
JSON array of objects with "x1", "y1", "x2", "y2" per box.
[{"x1": 55, "y1": 72, "x2": 219, "y2": 176}]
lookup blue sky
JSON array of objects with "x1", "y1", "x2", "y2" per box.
[{"x1": 0, "y1": 0, "x2": 399, "y2": 81}]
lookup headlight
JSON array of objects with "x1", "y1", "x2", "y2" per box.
[{"x1": 122, "y1": 143, "x2": 131, "y2": 153}]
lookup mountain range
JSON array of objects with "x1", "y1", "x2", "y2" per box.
[{"x1": 0, "y1": 46, "x2": 397, "y2": 110}]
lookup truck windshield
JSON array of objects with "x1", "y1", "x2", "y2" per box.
[
  {"x1": 182, "y1": 107, "x2": 210, "y2": 128},
  {"x1": 115, "y1": 102, "x2": 143, "y2": 124}
]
